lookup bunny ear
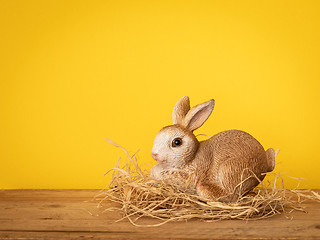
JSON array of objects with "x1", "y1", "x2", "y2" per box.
[
  {"x1": 172, "y1": 96, "x2": 190, "y2": 125},
  {"x1": 183, "y1": 99, "x2": 215, "y2": 132}
]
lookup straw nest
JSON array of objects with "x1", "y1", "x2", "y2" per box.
[{"x1": 95, "y1": 139, "x2": 320, "y2": 227}]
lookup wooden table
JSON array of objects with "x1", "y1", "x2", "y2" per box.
[{"x1": 0, "y1": 190, "x2": 320, "y2": 239}]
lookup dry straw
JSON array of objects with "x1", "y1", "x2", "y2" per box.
[{"x1": 96, "y1": 139, "x2": 320, "y2": 227}]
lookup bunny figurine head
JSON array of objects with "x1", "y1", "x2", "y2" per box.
[{"x1": 151, "y1": 96, "x2": 215, "y2": 168}]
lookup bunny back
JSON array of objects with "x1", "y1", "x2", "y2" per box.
[{"x1": 193, "y1": 129, "x2": 275, "y2": 196}]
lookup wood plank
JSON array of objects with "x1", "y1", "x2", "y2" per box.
[{"x1": 0, "y1": 189, "x2": 320, "y2": 239}]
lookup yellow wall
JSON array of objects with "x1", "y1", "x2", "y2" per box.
[{"x1": 1, "y1": 0, "x2": 319, "y2": 189}]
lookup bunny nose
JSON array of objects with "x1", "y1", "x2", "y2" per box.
[{"x1": 152, "y1": 153, "x2": 159, "y2": 160}]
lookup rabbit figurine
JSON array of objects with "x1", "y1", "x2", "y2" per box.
[{"x1": 151, "y1": 96, "x2": 276, "y2": 202}]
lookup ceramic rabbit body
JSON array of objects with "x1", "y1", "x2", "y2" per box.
[{"x1": 151, "y1": 96, "x2": 276, "y2": 202}]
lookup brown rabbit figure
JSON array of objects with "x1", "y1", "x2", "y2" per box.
[{"x1": 151, "y1": 96, "x2": 276, "y2": 202}]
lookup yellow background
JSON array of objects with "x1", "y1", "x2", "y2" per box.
[{"x1": 1, "y1": 0, "x2": 319, "y2": 189}]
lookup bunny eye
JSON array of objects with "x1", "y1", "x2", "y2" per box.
[{"x1": 172, "y1": 138, "x2": 182, "y2": 147}]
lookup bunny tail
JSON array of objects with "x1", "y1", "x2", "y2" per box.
[{"x1": 266, "y1": 148, "x2": 277, "y2": 172}]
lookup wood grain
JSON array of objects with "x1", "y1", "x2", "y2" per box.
[{"x1": 0, "y1": 189, "x2": 320, "y2": 239}]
